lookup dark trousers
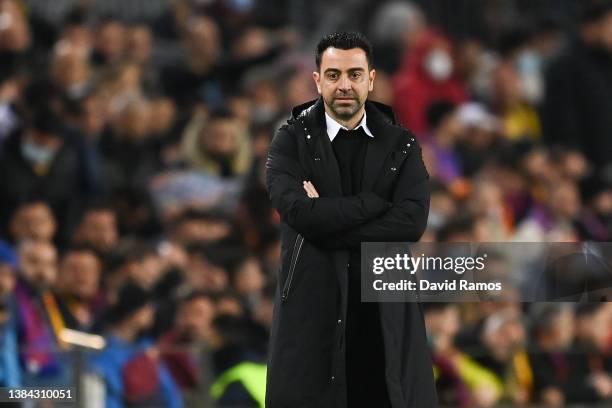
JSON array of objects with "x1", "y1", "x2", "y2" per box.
[{"x1": 345, "y1": 262, "x2": 392, "y2": 408}]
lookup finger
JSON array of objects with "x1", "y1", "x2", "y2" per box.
[
  {"x1": 306, "y1": 182, "x2": 320, "y2": 198},
  {"x1": 307, "y1": 185, "x2": 319, "y2": 198},
  {"x1": 303, "y1": 181, "x2": 315, "y2": 195},
  {"x1": 303, "y1": 184, "x2": 314, "y2": 198}
]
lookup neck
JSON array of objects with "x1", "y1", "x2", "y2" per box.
[{"x1": 325, "y1": 105, "x2": 365, "y2": 130}]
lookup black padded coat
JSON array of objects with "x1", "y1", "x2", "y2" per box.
[{"x1": 265, "y1": 97, "x2": 438, "y2": 407}]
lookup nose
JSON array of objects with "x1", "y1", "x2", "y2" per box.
[{"x1": 338, "y1": 74, "x2": 351, "y2": 93}]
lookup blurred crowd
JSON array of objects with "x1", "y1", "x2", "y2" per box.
[{"x1": 0, "y1": 0, "x2": 612, "y2": 406}]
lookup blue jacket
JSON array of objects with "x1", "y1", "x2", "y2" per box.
[{"x1": 89, "y1": 335, "x2": 183, "y2": 408}]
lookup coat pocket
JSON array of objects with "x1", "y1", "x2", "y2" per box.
[{"x1": 281, "y1": 233, "x2": 305, "y2": 302}]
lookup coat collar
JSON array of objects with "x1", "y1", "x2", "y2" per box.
[{"x1": 292, "y1": 98, "x2": 405, "y2": 194}]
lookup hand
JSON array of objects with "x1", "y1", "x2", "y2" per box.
[
  {"x1": 303, "y1": 181, "x2": 319, "y2": 198},
  {"x1": 541, "y1": 387, "x2": 564, "y2": 407},
  {"x1": 590, "y1": 372, "x2": 612, "y2": 398}
]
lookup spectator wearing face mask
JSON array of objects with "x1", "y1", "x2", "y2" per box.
[
  {"x1": 491, "y1": 30, "x2": 542, "y2": 141},
  {"x1": 393, "y1": 29, "x2": 468, "y2": 136},
  {"x1": 0, "y1": 81, "x2": 96, "y2": 241}
]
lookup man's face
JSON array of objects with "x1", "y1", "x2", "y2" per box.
[
  {"x1": 78, "y1": 210, "x2": 118, "y2": 253},
  {"x1": 313, "y1": 47, "x2": 375, "y2": 121},
  {"x1": 58, "y1": 251, "x2": 101, "y2": 300},
  {"x1": 10, "y1": 202, "x2": 56, "y2": 242},
  {"x1": 18, "y1": 241, "x2": 57, "y2": 291},
  {"x1": 177, "y1": 297, "x2": 216, "y2": 341},
  {"x1": 95, "y1": 22, "x2": 125, "y2": 62},
  {"x1": 200, "y1": 119, "x2": 239, "y2": 157}
]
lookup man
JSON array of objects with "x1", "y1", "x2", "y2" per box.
[
  {"x1": 72, "y1": 204, "x2": 119, "y2": 256},
  {"x1": 265, "y1": 32, "x2": 437, "y2": 407},
  {"x1": 160, "y1": 291, "x2": 217, "y2": 407},
  {"x1": 13, "y1": 240, "x2": 64, "y2": 384},
  {"x1": 0, "y1": 81, "x2": 95, "y2": 241},
  {"x1": 9, "y1": 200, "x2": 57, "y2": 243},
  {"x1": 542, "y1": 0, "x2": 612, "y2": 174},
  {"x1": 182, "y1": 107, "x2": 252, "y2": 178},
  {"x1": 89, "y1": 283, "x2": 182, "y2": 408},
  {"x1": 54, "y1": 247, "x2": 103, "y2": 331},
  {"x1": 0, "y1": 242, "x2": 20, "y2": 387}
]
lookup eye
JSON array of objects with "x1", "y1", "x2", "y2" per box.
[
  {"x1": 351, "y1": 71, "x2": 362, "y2": 79},
  {"x1": 327, "y1": 72, "x2": 339, "y2": 80}
]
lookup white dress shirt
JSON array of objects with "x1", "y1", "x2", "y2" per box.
[{"x1": 325, "y1": 111, "x2": 374, "y2": 142}]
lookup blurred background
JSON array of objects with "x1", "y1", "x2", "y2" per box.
[{"x1": 1, "y1": 0, "x2": 612, "y2": 406}]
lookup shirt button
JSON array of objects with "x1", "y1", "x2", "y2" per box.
[
  {"x1": 347, "y1": 262, "x2": 350, "y2": 268},
  {"x1": 337, "y1": 319, "x2": 342, "y2": 325},
  {"x1": 331, "y1": 376, "x2": 335, "y2": 382}
]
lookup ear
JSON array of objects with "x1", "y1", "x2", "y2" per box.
[
  {"x1": 368, "y1": 69, "x2": 376, "y2": 92},
  {"x1": 312, "y1": 71, "x2": 321, "y2": 94}
]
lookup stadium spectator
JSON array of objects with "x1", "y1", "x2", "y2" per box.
[
  {"x1": 393, "y1": 29, "x2": 468, "y2": 136},
  {"x1": 54, "y1": 246, "x2": 104, "y2": 331},
  {"x1": 14, "y1": 240, "x2": 64, "y2": 384},
  {"x1": 181, "y1": 107, "x2": 253, "y2": 178},
  {"x1": 8, "y1": 200, "x2": 57, "y2": 243},
  {"x1": 160, "y1": 291, "x2": 217, "y2": 406},
  {"x1": 0, "y1": 0, "x2": 610, "y2": 404},
  {"x1": 528, "y1": 303, "x2": 575, "y2": 406},
  {"x1": 89, "y1": 283, "x2": 183, "y2": 408},
  {"x1": 0, "y1": 242, "x2": 20, "y2": 387},
  {"x1": 542, "y1": 1, "x2": 612, "y2": 173},
  {"x1": 72, "y1": 204, "x2": 119, "y2": 257}
]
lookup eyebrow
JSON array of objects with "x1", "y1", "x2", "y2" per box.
[{"x1": 323, "y1": 67, "x2": 366, "y2": 74}]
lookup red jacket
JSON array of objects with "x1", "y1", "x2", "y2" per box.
[{"x1": 393, "y1": 29, "x2": 468, "y2": 136}]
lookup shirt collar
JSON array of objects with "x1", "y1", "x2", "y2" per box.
[{"x1": 325, "y1": 111, "x2": 374, "y2": 142}]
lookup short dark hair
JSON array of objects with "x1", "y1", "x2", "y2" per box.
[
  {"x1": 426, "y1": 100, "x2": 456, "y2": 129},
  {"x1": 580, "y1": 0, "x2": 612, "y2": 24},
  {"x1": 315, "y1": 32, "x2": 373, "y2": 70},
  {"x1": 209, "y1": 106, "x2": 236, "y2": 121}
]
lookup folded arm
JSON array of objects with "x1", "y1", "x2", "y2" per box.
[
  {"x1": 316, "y1": 146, "x2": 430, "y2": 249},
  {"x1": 265, "y1": 126, "x2": 390, "y2": 240}
]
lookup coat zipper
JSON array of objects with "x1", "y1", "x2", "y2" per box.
[{"x1": 282, "y1": 234, "x2": 305, "y2": 302}]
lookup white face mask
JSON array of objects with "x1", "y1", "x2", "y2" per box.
[
  {"x1": 21, "y1": 140, "x2": 56, "y2": 167},
  {"x1": 516, "y1": 50, "x2": 543, "y2": 104},
  {"x1": 424, "y1": 50, "x2": 453, "y2": 81}
]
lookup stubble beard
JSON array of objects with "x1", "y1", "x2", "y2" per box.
[{"x1": 324, "y1": 94, "x2": 365, "y2": 122}]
